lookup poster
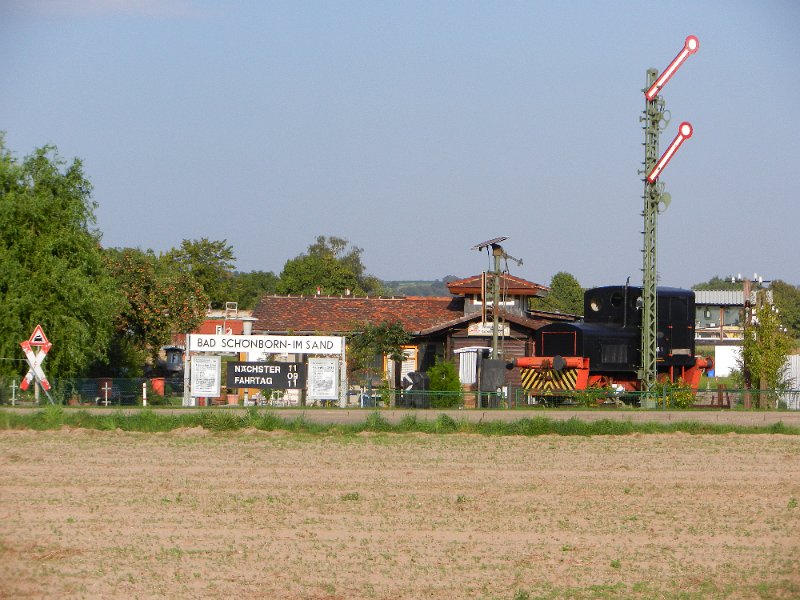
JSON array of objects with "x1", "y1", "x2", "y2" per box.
[
  {"x1": 191, "y1": 355, "x2": 221, "y2": 397},
  {"x1": 307, "y1": 358, "x2": 338, "y2": 400}
]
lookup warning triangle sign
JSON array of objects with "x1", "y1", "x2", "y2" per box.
[{"x1": 28, "y1": 324, "x2": 49, "y2": 347}]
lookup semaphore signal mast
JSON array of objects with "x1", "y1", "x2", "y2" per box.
[{"x1": 640, "y1": 35, "x2": 699, "y2": 391}]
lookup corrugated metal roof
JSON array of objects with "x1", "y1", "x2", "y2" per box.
[
  {"x1": 694, "y1": 290, "x2": 772, "y2": 306},
  {"x1": 694, "y1": 291, "x2": 746, "y2": 305}
]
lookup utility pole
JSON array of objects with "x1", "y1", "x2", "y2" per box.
[
  {"x1": 639, "y1": 36, "x2": 699, "y2": 391},
  {"x1": 472, "y1": 237, "x2": 522, "y2": 359},
  {"x1": 742, "y1": 276, "x2": 753, "y2": 409},
  {"x1": 491, "y1": 244, "x2": 503, "y2": 359}
]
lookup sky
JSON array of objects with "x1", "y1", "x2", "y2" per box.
[{"x1": 2, "y1": 0, "x2": 799, "y2": 289}]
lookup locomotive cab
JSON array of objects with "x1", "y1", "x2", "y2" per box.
[{"x1": 582, "y1": 285, "x2": 697, "y2": 366}]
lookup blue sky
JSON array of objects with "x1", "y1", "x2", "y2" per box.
[{"x1": 2, "y1": 1, "x2": 798, "y2": 288}]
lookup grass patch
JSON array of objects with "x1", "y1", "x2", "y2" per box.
[
  {"x1": 1, "y1": 408, "x2": 799, "y2": 437},
  {"x1": 362, "y1": 411, "x2": 392, "y2": 432}
]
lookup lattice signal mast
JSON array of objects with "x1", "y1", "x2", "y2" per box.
[{"x1": 640, "y1": 35, "x2": 699, "y2": 390}]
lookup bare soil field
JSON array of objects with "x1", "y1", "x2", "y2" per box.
[{"x1": 1, "y1": 429, "x2": 799, "y2": 599}]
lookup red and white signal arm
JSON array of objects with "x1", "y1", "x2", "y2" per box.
[
  {"x1": 645, "y1": 35, "x2": 700, "y2": 101},
  {"x1": 646, "y1": 122, "x2": 693, "y2": 183}
]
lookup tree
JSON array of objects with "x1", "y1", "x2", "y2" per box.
[
  {"x1": 165, "y1": 238, "x2": 236, "y2": 309},
  {"x1": 279, "y1": 253, "x2": 360, "y2": 296},
  {"x1": 737, "y1": 300, "x2": 793, "y2": 408},
  {"x1": 771, "y1": 280, "x2": 800, "y2": 341},
  {"x1": 231, "y1": 270, "x2": 279, "y2": 310},
  {"x1": 0, "y1": 137, "x2": 121, "y2": 378},
  {"x1": 105, "y1": 247, "x2": 208, "y2": 371},
  {"x1": 279, "y1": 235, "x2": 384, "y2": 296},
  {"x1": 347, "y1": 320, "x2": 410, "y2": 383},
  {"x1": 692, "y1": 276, "x2": 741, "y2": 291},
  {"x1": 531, "y1": 272, "x2": 583, "y2": 315}
]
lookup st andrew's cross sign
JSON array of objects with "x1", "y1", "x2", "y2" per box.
[{"x1": 19, "y1": 324, "x2": 55, "y2": 404}]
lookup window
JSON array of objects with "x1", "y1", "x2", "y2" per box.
[{"x1": 601, "y1": 343, "x2": 628, "y2": 364}]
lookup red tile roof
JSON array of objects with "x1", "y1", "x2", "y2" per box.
[
  {"x1": 252, "y1": 295, "x2": 466, "y2": 334},
  {"x1": 447, "y1": 273, "x2": 549, "y2": 297}
]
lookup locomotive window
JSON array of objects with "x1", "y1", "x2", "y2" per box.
[
  {"x1": 610, "y1": 293, "x2": 623, "y2": 307},
  {"x1": 601, "y1": 343, "x2": 628, "y2": 364},
  {"x1": 589, "y1": 297, "x2": 602, "y2": 312}
]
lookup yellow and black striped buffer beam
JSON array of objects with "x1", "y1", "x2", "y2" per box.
[{"x1": 520, "y1": 368, "x2": 579, "y2": 391}]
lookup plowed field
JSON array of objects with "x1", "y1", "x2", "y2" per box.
[{"x1": 1, "y1": 429, "x2": 799, "y2": 599}]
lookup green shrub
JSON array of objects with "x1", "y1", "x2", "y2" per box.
[
  {"x1": 653, "y1": 379, "x2": 696, "y2": 409},
  {"x1": 426, "y1": 359, "x2": 462, "y2": 408},
  {"x1": 427, "y1": 359, "x2": 461, "y2": 392}
]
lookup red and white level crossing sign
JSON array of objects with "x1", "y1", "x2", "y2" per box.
[
  {"x1": 28, "y1": 324, "x2": 50, "y2": 347},
  {"x1": 20, "y1": 324, "x2": 52, "y2": 391}
]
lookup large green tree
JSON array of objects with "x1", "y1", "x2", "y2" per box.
[
  {"x1": 165, "y1": 238, "x2": 236, "y2": 309},
  {"x1": 231, "y1": 270, "x2": 279, "y2": 310},
  {"x1": 347, "y1": 320, "x2": 410, "y2": 383},
  {"x1": 0, "y1": 137, "x2": 120, "y2": 378},
  {"x1": 278, "y1": 235, "x2": 384, "y2": 296},
  {"x1": 531, "y1": 272, "x2": 584, "y2": 315},
  {"x1": 771, "y1": 280, "x2": 800, "y2": 341},
  {"x1": 737, "y1": 301, "x2": 793, "y2": 407},
  {"x1": 105, "y1": 247, "x2": 208, "y2": 371}
]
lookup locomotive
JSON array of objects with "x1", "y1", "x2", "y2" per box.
[{"x1": 513, "y1": 285, "x2": 712, "y2": 394}]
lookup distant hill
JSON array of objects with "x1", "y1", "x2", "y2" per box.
[{"x1": 381, "y1": 276, "x2": 460, "y2": 297}]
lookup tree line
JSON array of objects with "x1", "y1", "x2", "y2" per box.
[
  {"x1": 0, "y1": 140, "x2": 384, "y2": 379},
  {"x1": 2, "y1": 139, "x2": 798, "y2": 382}
]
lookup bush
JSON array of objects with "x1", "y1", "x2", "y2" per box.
[
  {"x1": 653, "y1": 379, "x2": 696, "y2": 409},
  {"x1": 426, "y1": 359, "x2": 462, "y2": 408},
  {"x1": 426, "y1": 359, "x2": 460, "y2": 393}
]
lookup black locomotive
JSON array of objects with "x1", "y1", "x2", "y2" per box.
[{"x1": 515, "y1": 285, "x2": 711, "y2": 392}]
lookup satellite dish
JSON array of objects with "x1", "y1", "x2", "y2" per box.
[{"x1": 658, "y1": 193, "x2": 671, "y2": 213}]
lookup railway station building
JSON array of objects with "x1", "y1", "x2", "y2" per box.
[{"x1": 249, "y1": 273, "x2": 575, "y2": 392}]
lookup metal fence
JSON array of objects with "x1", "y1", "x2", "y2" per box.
[
  {"x1": 510, "y1": 386, "x2": 800, "y2": 410},
  {"x1": 0, "y1": 377, "x2": 185, "y2": 406},
  {"x1": 2, "y1": 376, "x2": 798, "y2": 410}
]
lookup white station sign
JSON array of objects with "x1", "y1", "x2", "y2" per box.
[{"x1": 188, "y1": 334, "x2": 343, "y2": 355}]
